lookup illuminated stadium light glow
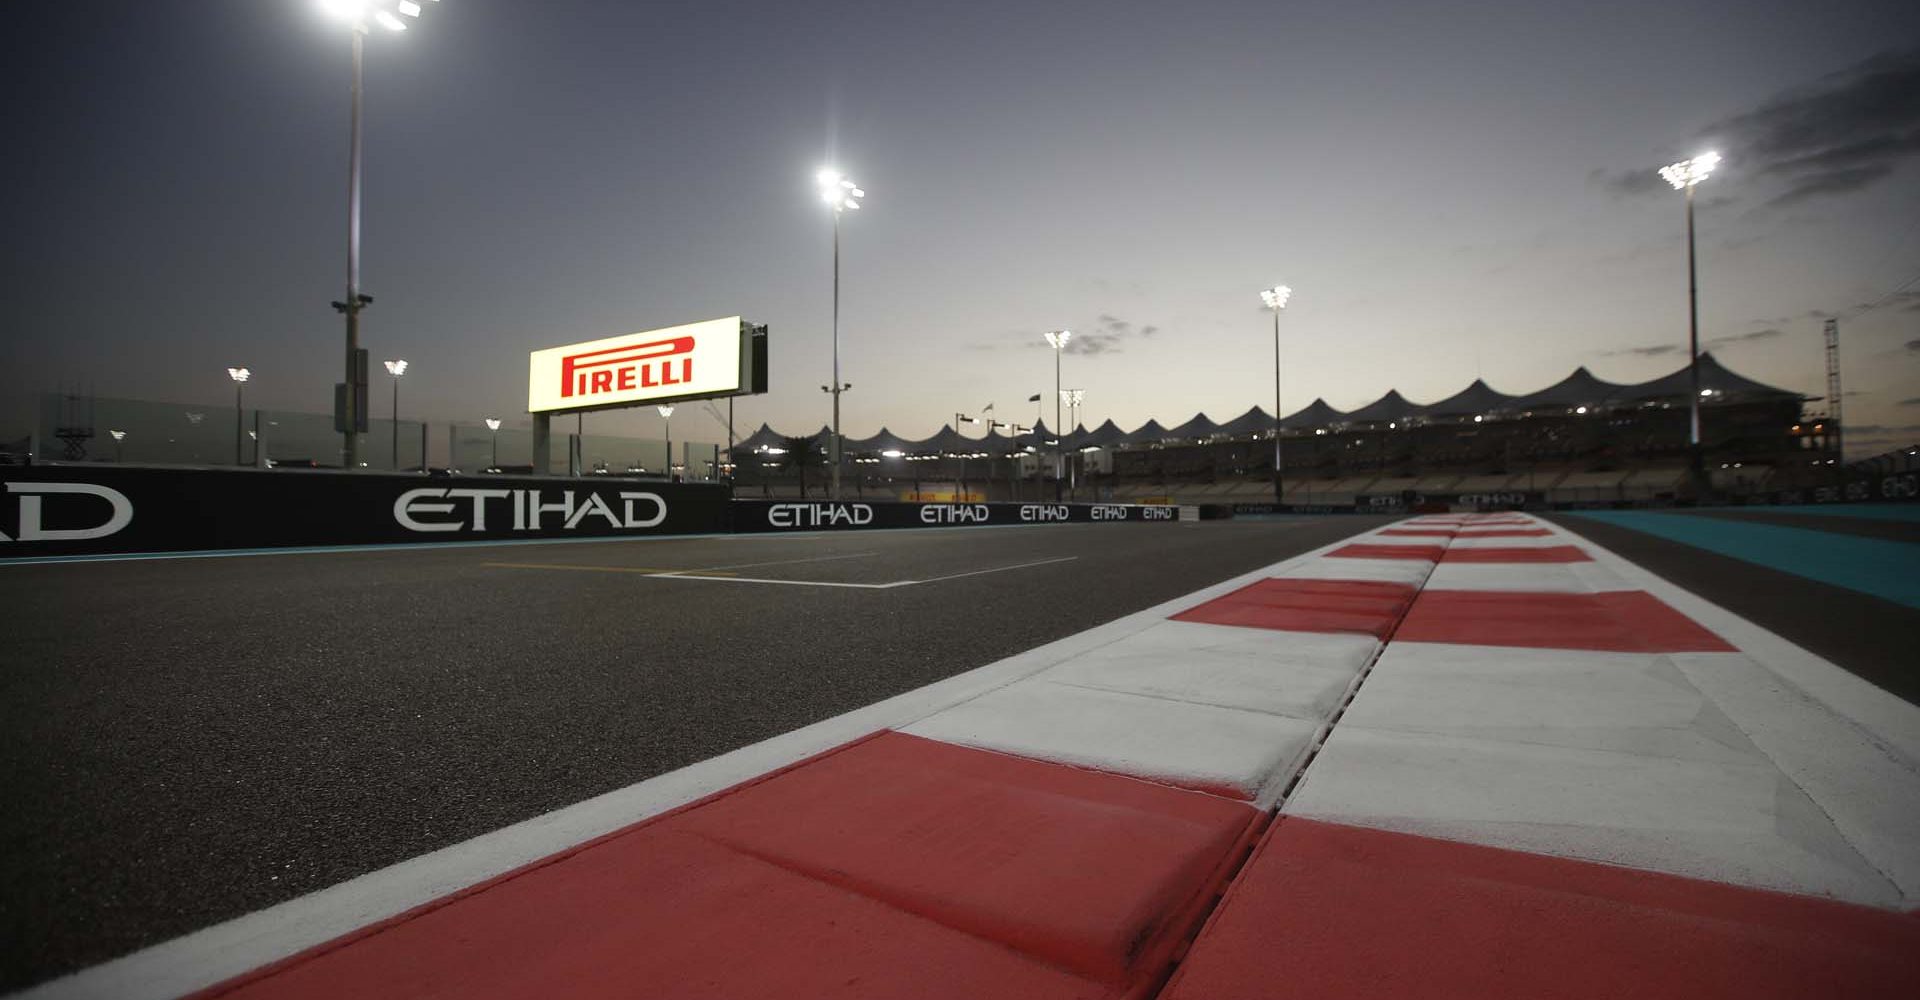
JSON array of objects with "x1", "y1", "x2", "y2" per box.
[{"x1": 1658, "y1": 151, "x2": 1720, "y2": 190}]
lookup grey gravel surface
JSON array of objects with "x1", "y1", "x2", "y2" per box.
[{"x1": 0, "y1": 516, "x2": 1386, "y2": 991}]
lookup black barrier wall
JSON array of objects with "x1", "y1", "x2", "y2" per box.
[
  {"x1": 0, "y1": 465, "x2": 732, "y2": 557},
  {"x1": 730, "y1": 500, "x2": 1180, "y2": 532}
]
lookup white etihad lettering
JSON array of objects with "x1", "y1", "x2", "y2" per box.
[
  {"x1": 768, "y1": 503, "x2": 874, "y2": 528},
  {"x1": 920, "y1": 504, "x2": 991, "y2": 524},
  {"x1": 1, "y1": 482, "x2": 135, "y2": 542},
  {"x1": 1019, "y1": 504, "x2": 1070, "y2": 522},
  {"x1": 395, "y1": 488, "x2": 669, "y2": 533},
  {"x1": 564, "y1": 492, "x2": 622, "y2": 530}
]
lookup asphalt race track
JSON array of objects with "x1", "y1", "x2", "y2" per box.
[{"x1": 0, "y1": 516, "x2": 1388, "y2": 992}]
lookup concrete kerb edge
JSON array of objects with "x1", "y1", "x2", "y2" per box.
[{"x1": 12, "y1": 521, "x2": 1393, "y2": 1000}]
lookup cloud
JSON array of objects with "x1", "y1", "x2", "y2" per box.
[
  {"x1": 1716, "y1": 48, "x2": 1920, "y2": 205},
  {"x1": 1596, "y1": 343, "x2": 1684, "y2": 358},
  {"x1": 1063, "y1": 332, "x2": 1124, "y2": 355},
  {"x1": 1597, "y1": 327, "x2": 1783, "y2": 359},
  {"x1": 1898, "y1": 397, "x2": 1920, "y2": 407},
  {"x1": 1710, "y1": 328, "x2": 1785, "y2": 347},
  {"x1": 1595, "y1": 48, "x2": 1920, "y2": 206},
  {"x1": 1766, "y1": 165, "x2": 1896, "y2": 206},
  {"x1": 1590, "y1": 166, "x2": 1666, "y2": 197},
  {"x1": 1908, "y1": 338, "x2": 1920, "y2": 352},
  {"x1": 1047, "y1": 313, "x2": 1161, "y2": 355}
]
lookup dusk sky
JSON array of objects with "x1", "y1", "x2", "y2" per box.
[{"x1": 5, "y1": 0, "x2": 1918, "y2": 457}]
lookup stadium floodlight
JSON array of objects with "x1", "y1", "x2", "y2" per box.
[
  {"x1": 316, "y1": 1, "x2": 442, "y2": 470},
  {"x1": 109, "y1": 429, "x2": 126, "y2": 462},
  {"x1": 382, "y1": 358, "x2": 407, "y2": 469},
  {"x1": 1261, "y1": 284, "x2": 1293, "y2": 505},
  {"x1": 881, "y1": 449, "x2": 904, "y2": 458},
  {"x1": 816, "y1": 169, "x2": 864, "y2": 212},
  {"x1": 654, "y1": 405, "x2": 675, "y2": 479},
  {"x1": 1043, "y1": 331, "x2": 1073, "y2": 500},
  {"x1": 1658, "y1": 152, "x2": 1720, "y2": 190},
  {"x1": 483, "y1": 417, "x2": 502, "y2": 468},
  {"x1": 226, "y1": 367, "x2": 252, "y2": 466},
  {"x1": 1657, "y1": 151, "x2": 1719, "y2": 494},
  {"x1": 816, "y1": 167, "x2": 865, "y2": 498}
]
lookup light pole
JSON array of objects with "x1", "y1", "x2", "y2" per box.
[
  {"x1": 1261, "y1": 285, "x2": 1293, "y2": 506},
  {"x1": 955, "y1": 411, "x2": 985, "y2": 501},
  {"x1": 484, "y1": 417, "x2": 501, "y2": 470},
  {"x1": 1005, "y1": 423, "x2": 1031, "y2": 501},
  {"x1": 320, "y1": 1, "x2": 435, "y2": 470},
  {"x1": 816, "y1": 167, "x2": 865, "y2": 499},
  {"x1": 227, "y1": 367, "x2": 251, "y2": 466},
  {"x1": 109, "y1": 429, "x2": 126, "y2": 463},
  {"x1": 1060, "y1": 389, "x2": 1084, "y2": 498},
  {"x1": 383, "y1": 358, "x2": 407, "y2": 470},
  {"x1": 1043, "y1": 331, "x2": 1073, "y2": 501},
  {"x1": 1658, "y1": 151, "x2": 1720, "y2": 495},
  {"x1": 658, "y1": 404, "x2": 675, "y2": 480}
]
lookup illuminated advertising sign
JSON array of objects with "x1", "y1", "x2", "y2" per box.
[{"x1": 528, "y1": 317, "x2": 755, "y2": 414}]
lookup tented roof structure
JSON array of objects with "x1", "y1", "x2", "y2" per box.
[
  {"x1": 1344, "y1": 390, "x2": 1425, "y2": 425},
  {"x1": 732, "y1": 356, "x2": 1800, "y2": 450},
  {"x1": 925, "y1": 424, "x2": 985, "y2": 454},
  {"x1": 1421, "y1": 378, "x2": 1517, "y2": 417},
  {"x1": 1122, "y1": 419, "x2": 1171, "y2": 444},
  {"x1": 1508, "y1": 367, "x2": 1633, "y2": 411},
  {"x1": 1280, "y1": 398, "x2": 1348, "y2": 429},
  {"x1": 1614, "y1": 353, "x2": 1805, "y2": 402},
  {"x1": 1216, "y1": 406, "x2": 1275, "y2": 436},
  {"x1": 1079, "y1": 419, "x2": 1130, "y2": 449},
  {"x1": 1164, "y1": 413, "x2": 1222, "y2": 439},
  {"x1": 842, "y1": 427, "x2": 916, "y2": 453}
]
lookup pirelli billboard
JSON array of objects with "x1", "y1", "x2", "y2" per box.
[{"x1": 528, "y1": 316, "x2": 768, "y2": 415}]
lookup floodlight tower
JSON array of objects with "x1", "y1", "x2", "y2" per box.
[
  {"x1": 1044, "y1": 330, "x2": 1073, "y2": 501},
  {"x1": 1061, "y1": 389, "x2": 1086, "y2": 498},
  {"x1": 1657, "y1": 151, "x2": 1720, "y2": 493},
  {"x1": 816, "y1": 167, "x2": 865, "y2": 499},
  {"x1": 319, "y1": 0, "x2": 439, "y2": 469},
  {"x1": 227, "y1": 367, "x2": 251, "y2": 465},
  {"x1": 658, "y1": 404, "x2": 675, "y2": 479},
  {"x1": 1260, "y1": 284, "x2": 1293, "y2": 506},
  {"x1": 383, "y1": 358, "x2": 407, "y2": 469}
]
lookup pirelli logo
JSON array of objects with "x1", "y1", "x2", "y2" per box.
[
  {"x1": 559, "y1": 336, "x2": 695, "y2": 399},
  {"x1": 529, "y1": 316, "x2": 743, "y2": 414}
]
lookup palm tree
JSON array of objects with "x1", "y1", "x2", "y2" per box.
[{"x1": 782, "y1": 435, "x2": 819, "y2": 498}]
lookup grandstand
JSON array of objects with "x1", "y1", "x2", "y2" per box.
[{"x1": 729, "y1": 354, "x2": 1844, "y2": 505}]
